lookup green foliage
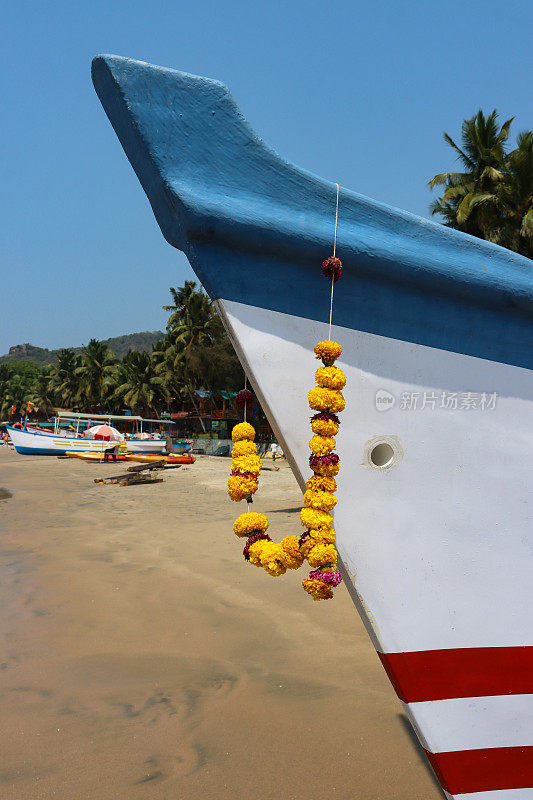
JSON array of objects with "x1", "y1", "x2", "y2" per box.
[
  {"x1": 111, "y1": 350, "x2": 164, "y2": 416},
  {"x1": 429, "y1": 110, "x2": 533, "y2": 259},
  {"x1": 4, "y1": 361, "x2": 42, "y2": 379},
  {"x1": 1, "y1": 282, "x2": 244, "y2": 419},
  {"x1": 0, "y1": 363, "x2": 38, "y2": 418},
  {"x1": 74, "y1": 339, "x2": 117, "y2": 410}
]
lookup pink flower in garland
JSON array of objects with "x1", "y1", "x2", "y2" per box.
[
  {"x1": 231, "y1": 470, "x2": 260, "y2": 481},
  {"x1": 321, "y1": 256, "x2": 343, "y2": 283},
  {"x1": 299, "y1": 531, "x2": 311, "y2": 547},
  {"x1": 309, "y1": 567, "x2": 343, "y2": 587},
  {"x1": 311, "y1": 411, "x2": 341, "y2": 426},
  {"x1": 243, "y1": 532, "x2": 271, "y2": 561},
  {"x1": 309, "y1": 452, "x2": 340, "y2": 470},
  {"x1": 236, "y1": 389, "x2": 254, "y2": 408}
]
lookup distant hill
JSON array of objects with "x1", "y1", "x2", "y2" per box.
[{"x1": 0, "y1": 331, "x2": 165, "y2": 366}]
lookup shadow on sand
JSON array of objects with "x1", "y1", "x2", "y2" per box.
[{"x1": 397, "y1": 714, "x2": 446, "y2": 797}]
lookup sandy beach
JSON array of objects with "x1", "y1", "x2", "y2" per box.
[{"x1": 0, "y1": 447, "x2": 442, "y2": 799}]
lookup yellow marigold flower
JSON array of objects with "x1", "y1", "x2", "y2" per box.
[
  {"x1": 298, "y1": 535, "x2": 315, "y2": 558},
  {"x1": 308, "y1": 434, "x2": 336, "y2": 456},
  {"x1": 233, "y1": 512, "x2": 269, "y2": 538},
  {"x1": 308, "y1": 387, "x2": 345, "y2": 413},
  {"x1": 307, "y1": 543, "x2": 338, "y2": 568},
  {"x1": 280, "y1": 535, "x2": 304, "y2": 570},
  {"x1": 259, "y1": 541, "x2": 288, "y2": 577},
  {"x1": 231, "y1": 440, "x2": 257, "y2": 458},
  {"x1": 314, "y1": 340, "x2": 342, "y2": 364},
  {"x1": 248, "y1": 538, "x2": 270, "y2": 567},
  {"x1": 302, "y1": 577, "x2": 334, "y2": 601},
  {"x1": 303, "y1": 489, "x2": 337, "y2": 512},
  {"x1": 227, "y1": 474, "x2": 258, "y2": 502},
  {"x1": 300, "y1": 507, "x2": 333, "y2": 531},
  {"x1": 231, "y1": 422, "x2": 256, "y2": 442},
  {"x1": 313, "y1": 460, "x2": 340, "y2": 478},
  {"x1": 315, "y1": 366, "x2": 347, "y2": 390},
  {"x1": 232, "y1": 454, "x2": 262, "y2": 475},
  {"x1": 300, "y1": 528, "x2": 336, "y2": 557},
  {"x1": 306, "y1": 474, "x2": 337, "y2": 493},
  {"x1": 308, "y1": 527, "x2": 336, "y2": 545},
  {"x1": 311, "y1": 417, "x2": 339, "y2": 437}
]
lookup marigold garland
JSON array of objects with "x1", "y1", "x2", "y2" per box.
[
  {"x1": 307, "y1": 542, "x2": 338, "y2": 568},
  {"x1": 300, "y1": 321, "x2": 345, "y2": 599},
  {"x1": 309, "y1": 434, "x2": 336, "y2": 456},
  {"x1": 306, "y1": 474, "x2": 337, "y2": 493},
  {"x1": 310, "y1": 412, "x2": 340, "y2": 437},
  {"x1": 300, "y1": 507, "x2": 334, "y2": 531},
  {"x1": 235, "y1": 389, "x2": 254, "y2": 408},
  {"x1": 303, "y1": 489, "x2": 337, "y2": 512},
  {"x1": 227, "y1": 472, "x2": 258, "y2": 502},
  {"x1": 231, "y1": 439, "x2": 257, "y2": 458},
  {"x1": 314, "y1": 340, "x2": 342, "y2": 364},
  {"x1": 308, "y1": 386, "x2": 346, "y2": 413},
  {"x1": 232, "y1": 422, "x2": 256, "y2": 442},
  {"x1": 231, "y1": 453, "x2": 262, "y2": 475},
  {"x1": 315, "y1": 366, "x2": 346, "y2": 390},
  {"x1": 227, "y1": 248, "x2": 345, "y2": 601},
  {"x1": 233, "y1": 512, "x2": 269, "y2": 537}
]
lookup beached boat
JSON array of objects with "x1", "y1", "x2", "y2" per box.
[
  {"x1": 7, "y1": 412, "x2": 168, "y2": 456},
  {"x1": 92, "y1": 56, "x2": 533, "y2": 799}
]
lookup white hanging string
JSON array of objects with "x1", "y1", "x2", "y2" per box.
[
  {"x1": 243, "y1": 373, "x2": 253, "y2": 506},
  {"x1": 328, "y1": 183, "x2": 340, "y2": 340}
]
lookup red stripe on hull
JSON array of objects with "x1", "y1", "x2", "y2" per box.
[
  {"x1": 425, "y1": 746, "x2": 533, "y2": 794},
  {"x1": 378, "y1": 646, "x2": 533, "y2": 702}
]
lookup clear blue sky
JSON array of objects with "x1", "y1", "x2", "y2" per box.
[{"x1": 1, "y1": 0, "x2": 531, "y2": 355}]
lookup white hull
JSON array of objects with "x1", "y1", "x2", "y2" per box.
[
  {"x1": 7, "y1": 427, "x2": 166, "y2": 456},
  {"x1": 219, "y1": 298, "x2": 533, "y2": 794}
]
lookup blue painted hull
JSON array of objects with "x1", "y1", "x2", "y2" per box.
[
  {"x1": 92, "y1": 55, "x2": 532, "y2": 370},
  {"x1": 15, "y1": 445, "x2": 69, "y2": 456},
  {"x1": 12, "y1": 446, "x2": 166, "y2": 456}
]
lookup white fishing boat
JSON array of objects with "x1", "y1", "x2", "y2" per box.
[
  {"x1": 7, "y1": 412, "x2": 168, "y2": 456},
  {"x1": 92, "y1": 55, "x2": 533, "y2": 799}
]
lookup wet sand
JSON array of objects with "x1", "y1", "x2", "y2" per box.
[{"x1": 0, "y1": 447, "x2": 443, "y2": 799}]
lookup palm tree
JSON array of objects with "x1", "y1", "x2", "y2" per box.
[
  {"x1": 428, "y1": 111, "x2": 532, "y2": 258},
  {"x1": 162, "y1": 280, "x2": 198, "y2": 325},
  {"x1": 111, "y1": 351, "x2": 164, "y2": 416},
  {"x1": 152, "y1": 331, "x2": 207, "y2": 429},
  {"x1": 0, "y1": 372, "x2": 33, "y2": 419},
  {"x1": 48, "y1": 349, "x2": 81, "y2": 408},
  {"x1": 465, "y1": 131, "x2": 533, "y2": 257},
  {"x1": 75, "y1": 339, "x2": 116, "y2": 410},
  {"x1": 32, "y1": 366, "x2": 57, "y2": 415}
]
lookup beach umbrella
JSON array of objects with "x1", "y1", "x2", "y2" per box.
[
  {"x1": 85, "y1": 424, "x2": 123, "y2": 441},
  {"x1": 134, "y1": 432, "x2": 151, "y2": 439}
]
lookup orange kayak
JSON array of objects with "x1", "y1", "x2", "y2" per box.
[
  {"x1": 124, "y1": 454, "x2": 195, "y2": 464},
  {"x1": 65, "y1": 451, "x2": 128, "y2": 461}
]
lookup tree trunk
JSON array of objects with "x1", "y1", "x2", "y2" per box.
[{"x1": 187, "y1": 387, "x2": 206, "y2": 432}]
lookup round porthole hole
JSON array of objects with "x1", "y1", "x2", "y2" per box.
[{"x1": 369, "y1": 442, "x2": 395, "y2": 468}]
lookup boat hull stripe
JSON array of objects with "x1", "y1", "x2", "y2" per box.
[
  {"x1": 406, "y1": 695, "x2": 533, "y2": 753},
  {"x1": 424, "y1": 746, "x2": 533, "y2": 795},
  {"x1": 454, "y1": 790, "x2": 533, "y2": 799},
  {"x1": 378, "y1": 647, "x2": 533, "y2": 702}
]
